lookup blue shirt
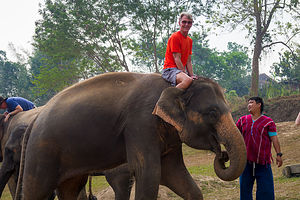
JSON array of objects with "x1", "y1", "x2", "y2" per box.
[{"x1": 6, "y1": 97, "x2": 35, "y2": 112}]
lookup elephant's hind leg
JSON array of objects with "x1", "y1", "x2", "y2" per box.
[
  {"x1": 105, "y1": 164, "x2": 134, "y2": 200},
  {"x1": 56, "y1": 175, "x2": 88, "y2": 200}
]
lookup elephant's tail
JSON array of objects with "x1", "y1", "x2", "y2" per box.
[
  {"x1": 14, "y1": 116, "x2": 37, "y2": 200},
  {"x1": 88, "y1": 176, "x2": 98, "y2": 200}
]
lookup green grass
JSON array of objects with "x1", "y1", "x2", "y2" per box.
[
  {"x1": 86, "y1": 176, "x2": 109, "y2": 193},
  {"x1": 182, "y1": 143, "x2": 209, "y2": 156},
  {"x1": 274, "y1": 176, "x2": 300, "y2": 183},
  {"x1": 187, "y1": 165, "x2": 216, "y2": 177},
  {"x1": 2, "y1": 186, "x2": 12, "y2": 200}
]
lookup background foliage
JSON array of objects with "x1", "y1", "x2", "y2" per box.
[{"x1": 0, "y1": 0, "x2": 299, "y2": 107}]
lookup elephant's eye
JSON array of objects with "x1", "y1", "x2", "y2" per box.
[{"x1": 208, "y1": 110, "x2": 219, "y2": 121}]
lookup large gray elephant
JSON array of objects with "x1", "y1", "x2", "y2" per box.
[{"x1": 17, "y1": 72, "x2": 246, "y2": 200}]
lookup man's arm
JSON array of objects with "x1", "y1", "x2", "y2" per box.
[
  {"x1": 9, "y1": 105, "x2": 23, "y2": 115},
  {"x1": 173, "y1": 53, "x2": 197, "y2": 79},
  {"x1": 173, "y1": 53, "x2": 185, "y2": 71},
  {"x1": 4, "y1": 105, "x2": 23, "y2": 122},
  {"x1": 270, "y1": 135, "x2": 283, "y2": 167},
  {"x1": 186, "y1": 55, "x2": 194, "y2": 76}
]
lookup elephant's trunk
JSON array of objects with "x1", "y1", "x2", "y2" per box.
[{"x1": 214, "y1": 112, "x2": 246, "y2": 181}]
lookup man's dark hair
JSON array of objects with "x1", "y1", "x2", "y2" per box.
[
  {"x1": 248, "y1": 96, "x2": 264, "y2": 113},
  {"x1": 0, "y1": 96, "x2": 7, "y2": 105}
]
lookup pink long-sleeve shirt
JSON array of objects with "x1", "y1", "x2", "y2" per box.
[{"x1": 236, "y1": 114, "x2": 277, "y2": 165}]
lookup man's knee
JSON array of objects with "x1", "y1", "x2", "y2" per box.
[
  {"x1": 185, "y1": 76, "x2": 193, "y2": 84},
  {"x1": 182, "y1": 75, "x2": 192, "y2": 87},
  {"x1": 176, "y1": 74, "x2": 192, "y2": 89}
]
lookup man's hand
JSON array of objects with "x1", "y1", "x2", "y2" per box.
[
  {"x1": 191, "y1": 75, "x2": 198, "y2": 80},
  {"x1": 276, "y1": 155, "x2": 283, "y2": 167},
  {"x1": 4, "y1": 113, "x2": 10, "y2": 122}
]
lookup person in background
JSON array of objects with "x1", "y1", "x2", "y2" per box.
[
  {"x1": 236, "y1": 96, "x2": 283, "y2": 200},
  {"x1": 295, "y1": 111, "x2": 300, "y2": 126},
  {"x1": 162, "y1": 12, "x2": 197, "y2": 89},
  {"x1": 0, "y1": 96, "x2": 35, "y2": 122}
]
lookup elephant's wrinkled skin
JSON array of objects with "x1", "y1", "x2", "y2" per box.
[{"x1": 18, "y1": 72, "x2": 246, "y2": 200}]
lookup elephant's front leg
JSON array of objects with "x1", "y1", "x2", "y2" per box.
[
  {"x1": 160, "y1": 146, "x2": 203, "y2": 200},
  {"x1": 126, "y1": 135, "x2": 161, "y2": 200},
  {"x1": 0, "y1": 148, "x2": 16, "y2": 197}
]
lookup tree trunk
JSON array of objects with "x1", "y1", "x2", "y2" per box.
[
  {"x1": 251, "y1": 0, "x2": 263, "y2": 97},
  {"x1": 250, "y1": 45, "x2": 260, "y2": 96},
  {"x1": 251, "y1": 0, "x2": 264, "y2": 96},
  {"x1": 153, "y1": 7, "x2": 159, "y2": 73}
]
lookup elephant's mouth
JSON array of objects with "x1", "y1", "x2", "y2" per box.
[
  {"x1": 214, "y1": 151, "x2": 230, "y2": 169},
  {"x1": 210, "y1": 132, "x2": 222, "y2": 155},
  {"x1": 210, "y1": 133, "x2": 230, "y2": 168}
]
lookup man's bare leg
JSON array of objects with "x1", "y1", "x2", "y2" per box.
[{"x1": 176, "y1": 72, "x2": 193, "y2": 89}]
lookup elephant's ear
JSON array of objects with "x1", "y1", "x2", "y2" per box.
[{"x1": 152, "y1": 87, "x2": 185, "y2": 132}]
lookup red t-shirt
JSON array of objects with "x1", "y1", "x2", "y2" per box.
[
  {"x1": 236, "y1": 115, "x2": 277, "y2": 165},
  {"x1": 163, "y1": 31, "x2": 193, "y2": 69}
]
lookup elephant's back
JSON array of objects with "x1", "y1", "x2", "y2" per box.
[
  {"x1": 33, "y1": 72, "x2": 168, "y2": 136},
  {"x1": 45, "y1": 72, "x2": 167, "y2": 109},
  {"x1": 2, "y1": 106, "x2": 44, "y2": 145}
]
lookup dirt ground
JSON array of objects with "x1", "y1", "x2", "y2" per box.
[{"x1": 96, "y1": 95, "x2": 300, "y2": 200}]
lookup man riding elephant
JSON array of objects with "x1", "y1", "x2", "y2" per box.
[{"x1": 16, "y1": 72, "x2": 247, "y2": 200}]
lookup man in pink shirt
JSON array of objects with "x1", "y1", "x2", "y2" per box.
[{"x1": 236, "y1": 97, "x2": 283, "y2": 200}]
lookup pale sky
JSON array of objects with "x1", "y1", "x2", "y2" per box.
[
  {"x1": 0, "y1": 0, "x2": 42, "y2": 58},
  {"x1": 0, "y1": 0, "x2": 284, "y2": 75}
]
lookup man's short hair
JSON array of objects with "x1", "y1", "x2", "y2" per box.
[
  {"x1": 248, "y1": 96, "x2": 264, "y2": 113},
  {"x1": 179, "y1": 12, "x2": 193, "y2": 21}
]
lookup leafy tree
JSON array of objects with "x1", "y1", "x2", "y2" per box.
[
  {"x1": 34, "y1": 0, "x2": 213, "y2": 75},
  {"x1": 203, "y1": 0, "x2": 300, "y2": 96},
  {"x1": 127, "y1": 0, "x2": 206, "y2": 73},
  {"x1": 28, "y1": 51, "x2": 54, "y2": 105},
  {"x1": 259, "y1": 80, "x2": 299, "y2": 99},
  {"x1": 29, "y1": 49, "x2": 98, "y2": 105},
  {"x1": 271, "y1": 47, "x2": 300, "y2": 85},
  {"x1": 192, "y1": 33, "x2": 251, "y2": 96},
  {"x1": 34, "y1": 0, "x2": 129, "y2": 72},
  {"x1": 0, "y1": 50, "x2": 33, "y2": 100},
  {"x1": 218, "y1": 42, "x2": 252, "y2": 96},
  {"x1": 191, "y1": 32, "x2": 220, "y2": 78},
  {"x1": 260, "y1": 46, "x2": 300, "y2": 99}
]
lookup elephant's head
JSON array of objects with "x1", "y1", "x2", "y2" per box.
[{"x1": 153, "y1": 78, "x2": 246, "y2": 181}]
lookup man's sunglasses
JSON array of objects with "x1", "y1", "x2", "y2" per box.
[{"x1": 181, "y1": 20, "x2": 193, "y2": 25}]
